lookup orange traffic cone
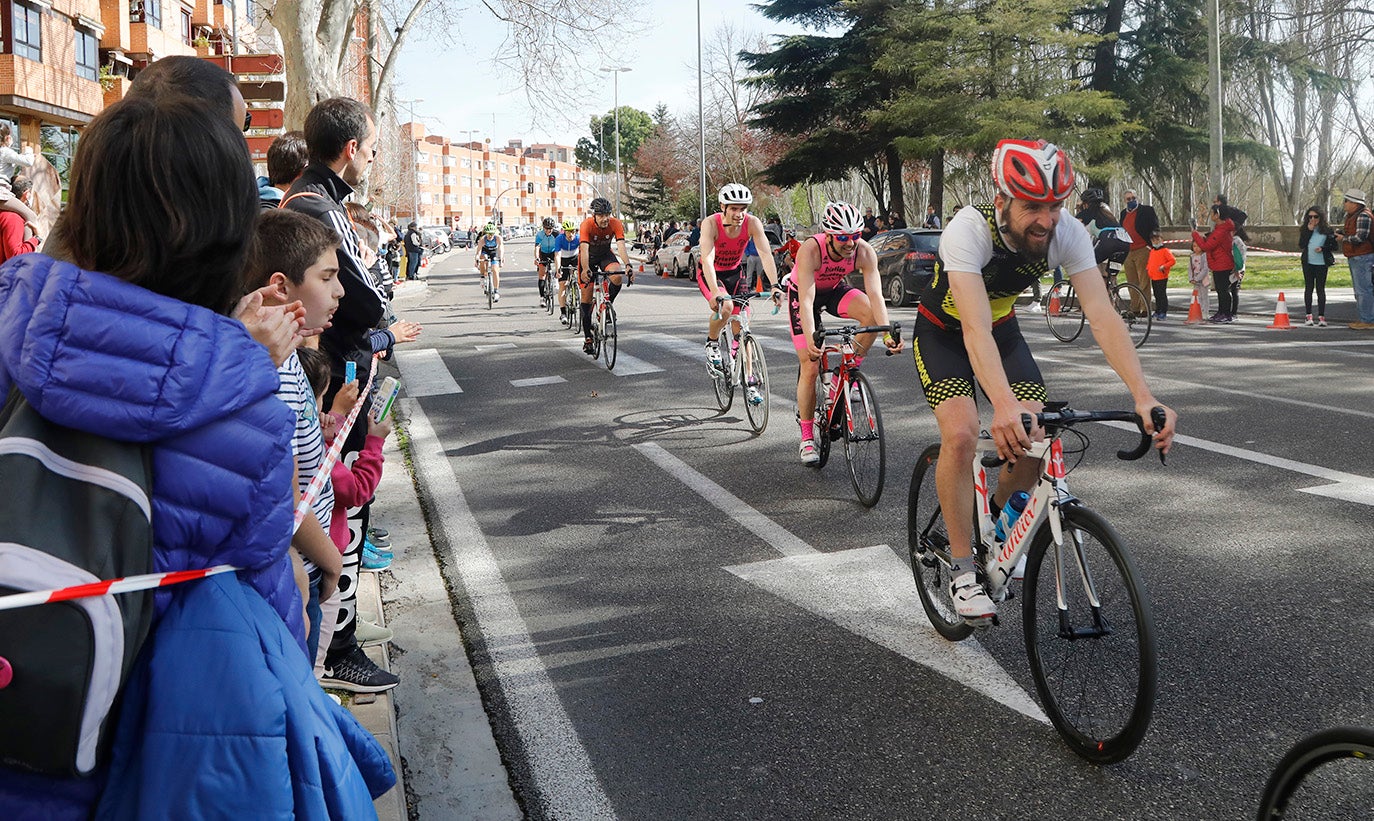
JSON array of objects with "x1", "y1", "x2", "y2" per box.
[
  {"x1": 756, "y1": 275, "x2": 765, "y2": 294},
  {"x1": 1184, "y1": 289, "x2": 1203, "y2": 325},
  {"x1": 1267, "y1": 291, "x2": 1293, "y2": 329},
  {"x1": 639, "y1": 262, "x2": 645, "y2": 272},
  {"x1": 1047, "y1": 290, "x2": 1061, "y2": 316}
]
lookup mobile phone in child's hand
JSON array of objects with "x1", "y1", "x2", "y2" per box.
[
  {"x1": 345, "y1": 361, "x2": 356, "y2": 382},
  {"x1": 372, "y1": 376, "x2": 400, "y2": 424}
]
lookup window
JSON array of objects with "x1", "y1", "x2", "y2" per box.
[
  {"x1": 461, "y1": 158, "x2": 470, "y2": 169},
  {"x1": 462, "y1": 194, "x2": 471, "y2": 205},
  {"x1": 417, "y1": 172, "x2": 429, "y2": 185},
  {"x1": 180, "y1": 9, "x2": 191, "y2": 45},
  {"x1": 420, "y1": 192, "x2": 432, "y2": 205},
  {"x1": 12, "y1": 0, "x2": 41, "y2": 61},
  {"x1": 40, "y1": 125, "x2": 78, "y2": 196},
  {"x1": 130, "y1": 0, "x2": 161, "y2": 27},
  {"x1": 74, "y1": 27, "x2": 98, "y2": 81}
]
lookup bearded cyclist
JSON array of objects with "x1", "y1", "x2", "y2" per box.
[
  {"x1": 534, "y1": 217, "x2": 561, "y2": 301},
  {"x1": 475, "y1": 222, "x2": 503, "y2": 302},
  {"x1": 790, "y1": 200, "x2": 903, "y2": 464},
  {"x1": 914, "y1": 139, "x2": 1177, "y2": 624},
  {"x1": 699, "y1": 183, "x2": 781, "y2": 372},
  {"x1": 577, "y1": 197, "x2": 629, "y2": 355}
]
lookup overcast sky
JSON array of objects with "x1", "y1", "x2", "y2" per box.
[{"x1": 391, "y1": 1, "x2": 812, "y2": 148}]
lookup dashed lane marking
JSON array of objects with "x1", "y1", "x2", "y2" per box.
[{"x1": 394, "y1": 348, "x2": 462, "y2": 396}]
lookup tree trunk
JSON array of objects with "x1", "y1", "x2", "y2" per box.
[
  {"x1": 1091, "y1": 0, "x2": 1127, "y2": 92},
  {"x1": 884, "y1": 142, "x2": 905, "y2": 220},
  {"x1": 928, "y1": 147, "x2": 945, "y2": 218}
]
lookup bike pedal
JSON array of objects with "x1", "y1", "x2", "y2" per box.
[{"x1": 963, "y1": 614, "x2": 997, "y2": 629}]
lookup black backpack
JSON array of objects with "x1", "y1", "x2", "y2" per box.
[{"x1": 0, "y1": 390, "x2": 154, "y2": 776}]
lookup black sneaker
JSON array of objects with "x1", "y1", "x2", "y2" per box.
[{"x1": 320, "y1": 646, "x2": 399, "y2": 693}]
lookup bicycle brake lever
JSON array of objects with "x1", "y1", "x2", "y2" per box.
[{"x1": 1151, "y1": 406, "x2": 1168, "y2": 466}]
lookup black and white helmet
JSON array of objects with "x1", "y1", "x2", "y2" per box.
[
  {"x1": 590, "y1": 197, "x2": 613, "y2": 215},
  {"x1": 542, "y1": 217, "x2": 555, "y2": 229},
  {"x1": 821, "y1": 201, "x2": 864, "y2": 234},
  {"x1": 718, "y1": 183, "x2": 753, "y2": 206}
]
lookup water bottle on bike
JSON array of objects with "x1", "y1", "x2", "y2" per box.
[{"x1": 993, "y1": 491, "x2": 1030, "y2": 543}]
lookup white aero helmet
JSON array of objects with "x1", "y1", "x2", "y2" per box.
[
  {"x1": 821, "y1": 201, "x2": 864, "y2": 234},
  {"x1": 718, "y1": 183, "x2": 753, "y2": 206}
]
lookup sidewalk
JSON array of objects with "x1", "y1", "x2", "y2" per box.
[{"x1": 341, "y1": 423, "x2": 523, "y2": 820}]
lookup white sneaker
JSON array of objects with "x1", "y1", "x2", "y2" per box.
[
  {"x1": 705, "y1": 341, "x2": 723, "y2": 371},
  {"x1": 949, "y1": 572, "x2": 997, "y2": 622},
  {"x1": 1028, "y1": 301, "x2": 1044, "y2": 313},
  {"x1": 799, "y1": 438, "x2": 820, "y2": 465},
  {"x1": 746, "y1": 386, "x2": 764, "y2": 406},
  {"x1": 493, "y1": 290, "x2": 500, "y2": 303},
  {"x1": 1304, "y1": 315, "x2": 1315, "y2": 326}
]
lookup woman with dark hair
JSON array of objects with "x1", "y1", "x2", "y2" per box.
[
  {"x1": 1299, "y1": 206, "x2": 1339, "y2": 326},
  {"x1": 0, "y1": 94, "x2": 392, "y2": 817}
]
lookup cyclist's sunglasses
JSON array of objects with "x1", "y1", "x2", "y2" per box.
[{"x1": 830, "y1": 232, "x2": 861, "y2": 242}]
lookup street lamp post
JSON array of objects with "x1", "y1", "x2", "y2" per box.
[
  {"x1": 600, "y1": 66, "x2": 632, "y2": 215},
  {"x1": 397, "y1": 97, "x2": 424, "y2": 223},
  {"x1": 696, "y1": 0, "x2": 706, "y2": 220}
]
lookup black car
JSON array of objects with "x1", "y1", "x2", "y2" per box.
[{"x1": 846, "y1": 228, "x2": 940, "y2": 307}]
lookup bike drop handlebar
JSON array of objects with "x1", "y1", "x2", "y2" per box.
[
  {"x1": 1019, "y1": 406, "x2": 1169, "y2": 464},
  {"x1": 812, "y1": 322, "x2": 903, "y2": 356}
]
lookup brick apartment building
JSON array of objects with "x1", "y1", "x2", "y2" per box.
[
  {"x1": 400, "y1": 122, "x2": 592, "y2": 230},
  {"x1": 0, "y1": 0, "x2": 265, "y2": 196}
]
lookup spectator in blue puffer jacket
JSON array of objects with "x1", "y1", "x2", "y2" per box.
[{"x1": 0, "y1": 90, "x2": 392, "y2": 820}]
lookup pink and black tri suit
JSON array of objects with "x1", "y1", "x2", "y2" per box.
[
  {"x1": 697, "y1": 212, "x2": 753, "y2": 314},
  {"x1": 786, "y1": 233, "x2": 864, "y2": 351}
]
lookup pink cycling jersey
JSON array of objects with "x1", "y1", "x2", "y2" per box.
[
  {"x1": 706, "y1": 212, "x2": 751, "y2": 272},
  {"x1": 808, "y1": 233, "x2": 858, "y2": 290}
]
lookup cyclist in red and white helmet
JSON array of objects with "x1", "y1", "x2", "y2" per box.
[
  {"x1": 913, "y1": 138, "x2": 1177, "y2": 625},
  {"x1": 787, "y1": 200, "x2": 903, "y2": 465},
  {"x1": 698, "y1": 183, "x2": 781, "y2": 399}
]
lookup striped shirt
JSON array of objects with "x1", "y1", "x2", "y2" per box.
[{"x1": 278, "y1": 352, "x2": 334, "y2": 575}]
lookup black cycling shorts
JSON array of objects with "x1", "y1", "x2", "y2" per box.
[
  {"x1": 480, "y1": 246, "x2": 499, "y2": 260},
  {"x1": 787, "y1": 282, "x2": 860, "y2": 350},
  {"x1": 913, "y1": 314, "x2": 1046, "y2": 410},
  {"x1": 556, "y1": 257, "x2": 577, "y2": 281},
  {"x1": 537, "y1": 249, "x2": 556, "y2": 265}
]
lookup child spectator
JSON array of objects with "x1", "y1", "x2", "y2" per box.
[
  {"x1": 1230, "y1": 230, "x2": 1247, "y2": 320},
  {"x1": 296, "y1": 345, "x2": 391, "y2": 673},
  {"x1": 243, "y1": 208, "x2": 347, "y2": 664},
  {"x1": 1188, "y1": 239, "x2": 1211, "y2": 318},
  {"x1": 1147, "y1": 232, "x2": 1176, "y2": 320}
]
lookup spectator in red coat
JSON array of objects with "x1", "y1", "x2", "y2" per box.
[{"x1": 0, "y1": 175, "x2": 40, "y2": 262}]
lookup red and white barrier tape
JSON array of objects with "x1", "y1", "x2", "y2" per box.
[
  {"x1": 0, "y1": 565, "x2": 237, "y2": 612},
  {"x1": 0, "y1": 352, "x2": 384, "y2": 610}
]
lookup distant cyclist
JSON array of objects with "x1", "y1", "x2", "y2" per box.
[
  {"x1": 475, "y1": 222, "x2": 503, "y2": 302},
  {"x1": 914, "y1": 139, "x2": 1177, "y2": 624},
  {"x1": 554, "y1": 219, "x2": 580, "y2": 324},
  {"x1": 788, "y1": 200, "x2": 902, "y2": 465},
  {"x1": 699, "y1": 183, "x2": 780, "y2": 371},
  {"x1": 534, "y1": 217, "x2": 561, "y2": 301},
  {"x1": 577, "y1": 198, "x2": 629, "y2": 355}
]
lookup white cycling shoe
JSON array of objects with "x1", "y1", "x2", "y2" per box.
[
  {"x1": 798, "y1": 438, "x2": 820, "y2": 465},
  {"x1": 949, "y1": 572, "x2": 997, "y2": 623}
]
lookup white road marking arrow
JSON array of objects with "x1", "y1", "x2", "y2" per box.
[{"x1": 635, "y1": 442, "x2": 1047, "y2": 724}]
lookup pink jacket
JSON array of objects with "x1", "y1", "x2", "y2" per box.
[{"x1": 329, "y1": 434, "x2": 385, "y2": 552}]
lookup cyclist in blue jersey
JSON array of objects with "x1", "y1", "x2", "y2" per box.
[
  {"x1": 475, "y1": 222, "x2": 503, "y2": 302},
  {"x1": 915, "y1": 139, "x2": 1177, "y2": 624},
  {"x1": 534, "y1": 217, "x2": 561, "y2": 300},
  {"x1": 554, "y1": 219, "x2": 580, "y2": 322}
]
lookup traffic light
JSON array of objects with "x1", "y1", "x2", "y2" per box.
[
  {"x1": 527, "y1": 181, "x2": 534, "y2": 194},
  {"x1": 548, "y1": 174, "x2": 556, "y2": 190}
]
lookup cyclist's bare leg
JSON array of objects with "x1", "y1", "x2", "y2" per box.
[
  {"x1": 491, "y1": 263, "x2": 501, "y2": 291},
  {"x1": 932, "y1": 396, "x2": 982, "y2": 560},
  {"x1": 840, "y1": 290, "x2": 881, "y2": 358},
  {"x1": 794, "y1": 347, "x2": 821, "y2": 430},
  {"x1": 536, "y1": 261, "x2": 547, "y2": 295},
  {"x1": 578, "y1": 271, "x2": 595, "y2": 340}
]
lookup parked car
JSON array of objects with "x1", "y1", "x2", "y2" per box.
[
  {"x1": 420, "y1": 226, "x2": 452, "y2": 253},
  {"x1": 845, "y1": 228, "x2": 941, "y2": 306},
  {"x1": 449, "y1": 229, "x2": 472, "y2": 249},
  {"x1": 653, "y1": 230, "x2": 698, "y2": 277}
]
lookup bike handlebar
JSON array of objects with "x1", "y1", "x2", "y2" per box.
[
  {"x1": 1020, "y1": 405, "x2": 1168, "y2": 464},
  {"x1": 812, "y1": 323, "x2": 903, "y2": 355}
]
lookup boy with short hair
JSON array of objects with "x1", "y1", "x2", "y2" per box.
[{"x1": 243, "y1": 209, "x2": 348, "y2": 664}]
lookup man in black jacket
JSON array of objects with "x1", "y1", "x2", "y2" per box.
[
  {"x1": 284, "y1": 97, "x2": 398, "y2": 694},
  {"x1": 1119, "y1": 189, "x2": 1160, "y2": 314}
]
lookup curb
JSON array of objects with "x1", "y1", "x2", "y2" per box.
[{"x1": 348, "y1": 571, "x2": 407, "y2": 821}]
